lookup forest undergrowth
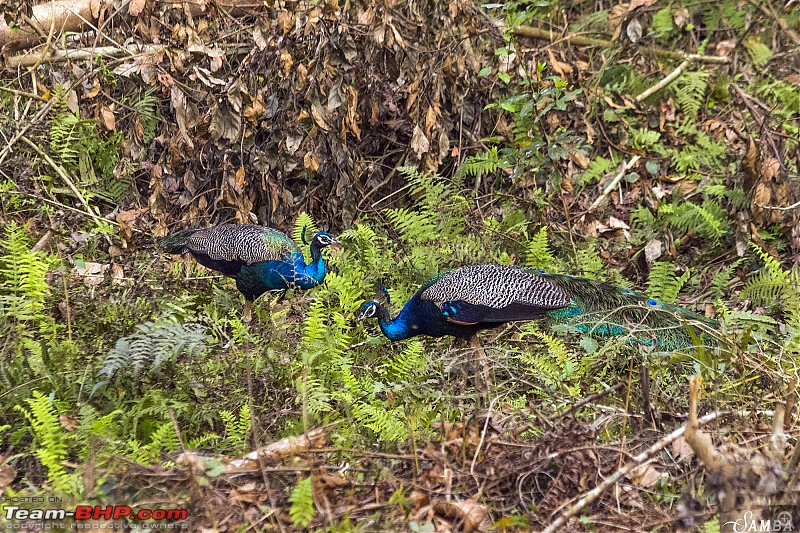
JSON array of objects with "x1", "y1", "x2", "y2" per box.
[{"x1": 1, "y1": 0, "x2": 800, "y2": 530}]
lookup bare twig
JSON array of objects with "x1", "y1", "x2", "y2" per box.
[
  {"x1": 0, "y1": 86, "x2": 48, "y2": 102},
  {"x1": 470, "y1": 397, "x2": 498, "y2": 477},
  {"x1": 587, "y1": 155, "x2": 641, "y2": 211},
  {"x1": 546, "y1": 383, "x2": 625, "y2": 422},
  {"x1": 541, "y1": 409, "x2": 724, "y2": 533},
  {"x1": 31, "y1": 210, "x2": 64, "y2": 252},
  {"x1": 635, "y1": 60, "x2": 690, "y2": 102},
  {"x1": 18, "y1": 136, "x2": 92, "y2": 215},
  {"x1": 513, "y1": 26, "x2": 729, "y2": 64},
  {"x1": 18, "y1": 135, "x2": 113, "y2": 245}
]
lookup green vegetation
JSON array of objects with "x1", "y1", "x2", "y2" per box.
[{"x1": 1, "y1": 0, "x2": 799, "y2": 528}]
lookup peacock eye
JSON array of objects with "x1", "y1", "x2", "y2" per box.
[
  {"x1": 622, "y1": 289, "x2": 631, "y2": 293},
  {"x1": 537, "y1": 269, "x2": 546, "y2": 274},
  {"x1": 647, "y1": 299, "x2": 658, "y2": 307}
]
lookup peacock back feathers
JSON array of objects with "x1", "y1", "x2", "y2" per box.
[
  {"x1": 420, "y1": 264, "x2": 570, "y2": 310},
  {"x1": 175, "y1": 224, "x2": 300, "y2": 264}
]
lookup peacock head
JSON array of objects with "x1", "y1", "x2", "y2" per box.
[
  {"x1": 357, "y1": 286, "x2": 391, "y2": 322},
  {"x1": 308, "y1": 231, "x2": 342, "y2": 253},
  {"x1": 357, "y1": 301, "x2": 380, "y2": 321}
]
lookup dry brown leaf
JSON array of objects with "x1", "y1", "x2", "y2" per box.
[
  {"x1": 629, "y1": 463, "x2": 664, "y2": 488},
  {"x1": 661, "y1": 96, "x2": 676, "y2": 123},
  {"x1": 279, "y1": 50, "x2": 293, "y2": 75},
  {"x1": 111, "y1": 264, "x2": 125, "y2": 286},
  {"x1": 742, "y1": 135, "x2": 759, "y2": 192},
  {"x1": 753, "y1": 182, "x2": 772, "y2": 206},
  {"x1": 671, "y1": 435, "x2": 694, "y2": 462},
  {"x1": 277, "y1": 10, "x2": 295, "y2": 34},
  {"x1": 608, "y1": 216, "x2": 630, "y2": 230},
  {"x1": 425, "y1": 106, "x2": 437, "y2": 136},
  {"x1": 547, "y1": 49, "x2": 573, "y2": 77},
  {"x1": 171, "y1": 86, "x2": 198, "y2": 149},
  {"x1": 253, "y1": 16, "x2": 269, "y2": 50},
  {"x1": 644, "y1": 239, "x2": 662, "y2": 264},
  {"x1": 128, "y1": 0, "x2": 145, "y2": 17},
  {"x1": 100, "y1": 105, "x2": 115, "y2": 132},
  {"x1": 761, "y1": 157, "x2": 780, "y2": 182},
  {"x1": 570, "y1": 151, "x2": 590, "y2": 169},
  {"x1": 715, "y1": 39, "x2": 736, "y2": 57},
  {"x1": 304, "y1": 152, "x2": 319, "y2": 172},
  {"x1": 59, "y1": 414, "x2": 79, "y2": 431},
  {"x1": 74, "y1": 262, "x2": 109, "y2": 287},
  {"x1": 673, "y1": 5, "x2": 690, "y2": 27},
  {"x1": 243, "y1": 92, "x2": 266, "y2": 124},
  {"x1": 410, "y1": 125, "x2": 429, "y2": 158},
  {"x1": 209, "y1": 101, "x2": 240, "y2": 143},
  {"x1": 310, "y1": 100, "x2": 330, "y2": 131},
  {"x1": 345, "y1": 86, "x2": 361, "y2": 139},
  {"x1": 431, "y1": 499, "x2": 489, "y2": 533},
  {"x1": 84, "y1": 79, "x2": 101, "y2": 99},
  {"x1": 608, "y1": 4, "x2": 629, "y2": 40}
]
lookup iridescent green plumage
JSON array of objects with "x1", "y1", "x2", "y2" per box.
[{"x1": 542, "y1": 274, "x2": 718, "y2": 350}]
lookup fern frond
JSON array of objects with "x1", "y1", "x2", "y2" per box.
[
  {"x1": 0, "y1": 222, "x2": 53, "y2": 321},
  {"x1": 673, "y1": 70, "x2": 710, "y2": 119},
  {"x1": 289, "y1": 476, "x2": 315, "y2": 527},
  {"x1": 577, "y1": 156, "x2": 615, "y2": 188},
  {"x1": 456, "y1": 147, "x2": 502, "y2": 179},
  {"x1": 647, "y1": 262, "x2": 690, "y2": 302},
  {"x1": 518, "y1": 326, "x2": 577, "y2": 387},
  {"x1": 525, "y1": 227, "x2": 558, "y2": 271},
  {"x1": 99, "y1": 321, "x2": 210, "y2": 379},
  {"x1": 15, "y1": 391, "x2": 69, "y2": 486}
]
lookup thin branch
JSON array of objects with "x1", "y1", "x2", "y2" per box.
[
  {"x1": 635, "y1": 60, "x2": 690, "y2": 102},
  {"x1": 31, "y1": 210, "x2": 64, "y2": 252},
  {"x1": 0, "y1": 86, "x2": 49, "y2": 102},
  {"x1": 587, "y1": 155, "x2": 641, "y2": 211},
  {"x1": 541, "y1": 410, "x2": 724, "y2": 533},
  {"x1": 18, "y1": 135, "x2": 114, "y2": 245},
  {"x1": 513, "y1": 26, "x2": 729, "y2": 64}
]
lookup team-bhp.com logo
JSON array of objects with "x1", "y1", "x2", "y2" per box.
[{"x1": 5, "y1": 504, "x2": 188, "y2": 525}]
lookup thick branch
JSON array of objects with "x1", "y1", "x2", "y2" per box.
[
  {"x1": 4, "y1": 44, "x2": 165, "y2": 68},
  {"x1": 0, "y1": 0, "x2": 111, "y2": 56}
]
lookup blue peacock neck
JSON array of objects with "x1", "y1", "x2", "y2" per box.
[
  {"x1": 376, "y1": 304, "x2": 414, "y2": 341},
  {"x1": 294, "y1": 242, "x2": 327, "y2": 290}
]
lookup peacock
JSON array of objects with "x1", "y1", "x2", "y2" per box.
[
  {"x1": 358, "y1": 264, "x2": 718, "y2": 351},
  {"x1": 158, "y1": 223, "x2": 341, "y2": 322}
]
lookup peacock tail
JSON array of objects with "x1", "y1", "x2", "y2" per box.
[
  {"x1": 360, "y1": 264, "x2": 718, "y2": 350},
  {"x1": 541, "y1": 273, "x2": 719, "y2": 350}
]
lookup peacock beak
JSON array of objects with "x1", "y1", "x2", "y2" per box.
[{"x1": 329, "y1": 237, "x2": 343, "y2": 251}]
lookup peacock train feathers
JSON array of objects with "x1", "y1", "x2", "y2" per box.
[
  {"x1": 158, "y1": 223, "x2": 341, "y2": 321},
  {"x1": 358, "y1": 264, "x2": 718, "y2": 350}
]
